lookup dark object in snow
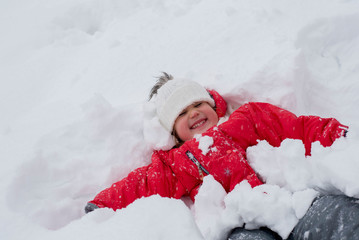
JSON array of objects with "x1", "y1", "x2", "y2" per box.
[
  {"x1": 85, "y1": 202, "x2": 99, "y2": 213},
  {"x1": 288, "y1": 195, "x2": 359, "y2": 240},
  {"x1": 228, "y1": 227, "x2": 281, "y2": 240},
  {"x1": 344, "y1": 129, "x2": 348, "y2": 137},
  {"x1": 228, "y1": 195, "x2": 359, "y2": 240}
]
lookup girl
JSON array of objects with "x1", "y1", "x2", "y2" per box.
[{"x1": 85, "y1": 73, "x2": 358, "y2": 239}]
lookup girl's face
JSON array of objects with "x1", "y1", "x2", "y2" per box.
[{"x1": 174, "y1": 101, "x2": 219, "y2": 142}]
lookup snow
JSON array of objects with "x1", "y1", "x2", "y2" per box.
[
  {"x1": 195, "y1": 134, "x2": 214, "y2": 155},
  {"x1": 193, "y1": 176, "x2": 319, "y2": 239},
  {"x1": 49, "y1": 196, "x2": 204, "y2": 240},
  {"x1": 143, "y1": 100, "x2": 176, "y2": 150},
  {"x1": 1, "y1": 0, "x2": 359, "y2": 239},
  {"x1": 247, "y1": 138, "x2": 359, "y2": 197}
]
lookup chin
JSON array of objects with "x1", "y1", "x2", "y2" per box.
[{"x1": 193, "y1": 126, "x2": 210, "y2": 137}]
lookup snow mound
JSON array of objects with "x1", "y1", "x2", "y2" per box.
[{"x1": 247, "y1": 138, "x2": 359, "y2": 197}]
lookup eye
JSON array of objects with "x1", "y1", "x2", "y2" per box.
[
  {"x1": 179, "y1": 110, "x2": 187, "y2": 116},
  {"x1": 194, "y1": 102, "x2": 202, "y2": 108}
]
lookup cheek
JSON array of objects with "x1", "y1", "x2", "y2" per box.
[
  {"x1": 174, "y1": 118, "x2": 188, "y2": 137},
  {"x1": 206, "y1": 108, "x2": 219, "y2": 125},
  {"x1": 212, "y1": 112, "x2": 219, "y2": 123}
]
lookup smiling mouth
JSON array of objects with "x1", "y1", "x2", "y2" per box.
[{"x1": 191, "y1": 119, "x2": 207, "y2": 129}]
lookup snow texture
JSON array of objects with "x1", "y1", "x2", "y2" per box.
[
  {"x1": 195, "y1": 134, "x2": 214, "y2": 155},
  {"x1": 194, "y1": 176, "x2": 319, "y2": 239},
  {"x1": 1, "y1": 0, "x2": 359, "y2": 240}
]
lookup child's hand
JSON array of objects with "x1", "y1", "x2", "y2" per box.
[
  {"x1": 85, "y1": 202, "x2": 99, "y2": 214},
  {"x1": 337, "y1": 125, "x2": 349, "y2": 138},
  {"x1": 332, "y1": 123, "x2": 349, "y2": 141}
]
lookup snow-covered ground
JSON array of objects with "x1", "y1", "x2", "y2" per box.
[{"x1": 1, "y1": 0, "x2": 359, "y2": 239}]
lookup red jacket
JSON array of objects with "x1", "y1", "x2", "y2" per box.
[{"x1": 89, "y1": 91, "x2": 347, "y2": 211}]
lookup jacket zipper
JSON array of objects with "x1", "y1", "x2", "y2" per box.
[{"x1": 185, "y1": 150, "x2": 209, "y2": 180}]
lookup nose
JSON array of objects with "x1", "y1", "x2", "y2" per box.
[{"x1": 189, "y1": 108, "x2": 199, "y2": 118}]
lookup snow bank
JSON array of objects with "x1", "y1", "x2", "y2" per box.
[
  {"x1": 45, "y1": 196, "x2": 204, "y2": 240},
  {"x1": 1, "y1": 0, "x2": 359, "y2": 239}
]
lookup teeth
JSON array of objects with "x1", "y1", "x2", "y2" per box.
[{"x1": 192, "y1": 120, "x2": 205, "y2": 129}]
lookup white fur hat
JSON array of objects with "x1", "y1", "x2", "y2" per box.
[{"x1": 155, "y1": 79, "x2": 215, "y2": 132}]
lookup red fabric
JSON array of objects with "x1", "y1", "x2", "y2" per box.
[
  {"x1": 89, "y1": 97, "x2": 348, "y2": 211},
  {"x1": 207, "y1": 89, "x2": 227, "y2": 118}
]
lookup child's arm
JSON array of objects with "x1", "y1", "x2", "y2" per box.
[
  {"x1": 86, "y1": 152, "x2": 188, "y2": 212},
  {"x1": 219, "y1": 102, "x2": 348, "y2": 156}
]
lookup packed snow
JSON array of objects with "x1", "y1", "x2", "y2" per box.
[
  {"x1": 195, "y1": 135, "x2": 214, "y2": 155},
  {"x1": 1, "y1": 0, "x2": 359, "y2": 239}
]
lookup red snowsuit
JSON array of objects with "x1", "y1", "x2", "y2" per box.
[{"x1": 88, "y1": 91, "x2": 347, "y2": 211}]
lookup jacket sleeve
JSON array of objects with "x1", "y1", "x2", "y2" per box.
[
  {"x1": 219, "y1": 102, "x2": 348, "y2": 156},
  {"x1": 88, "y1": 151, "x2": 187, "y2": 211}
]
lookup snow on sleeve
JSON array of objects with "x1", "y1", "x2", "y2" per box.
[{"x1": 195, "y1": 134, "x2": 214, "y2": 155}]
